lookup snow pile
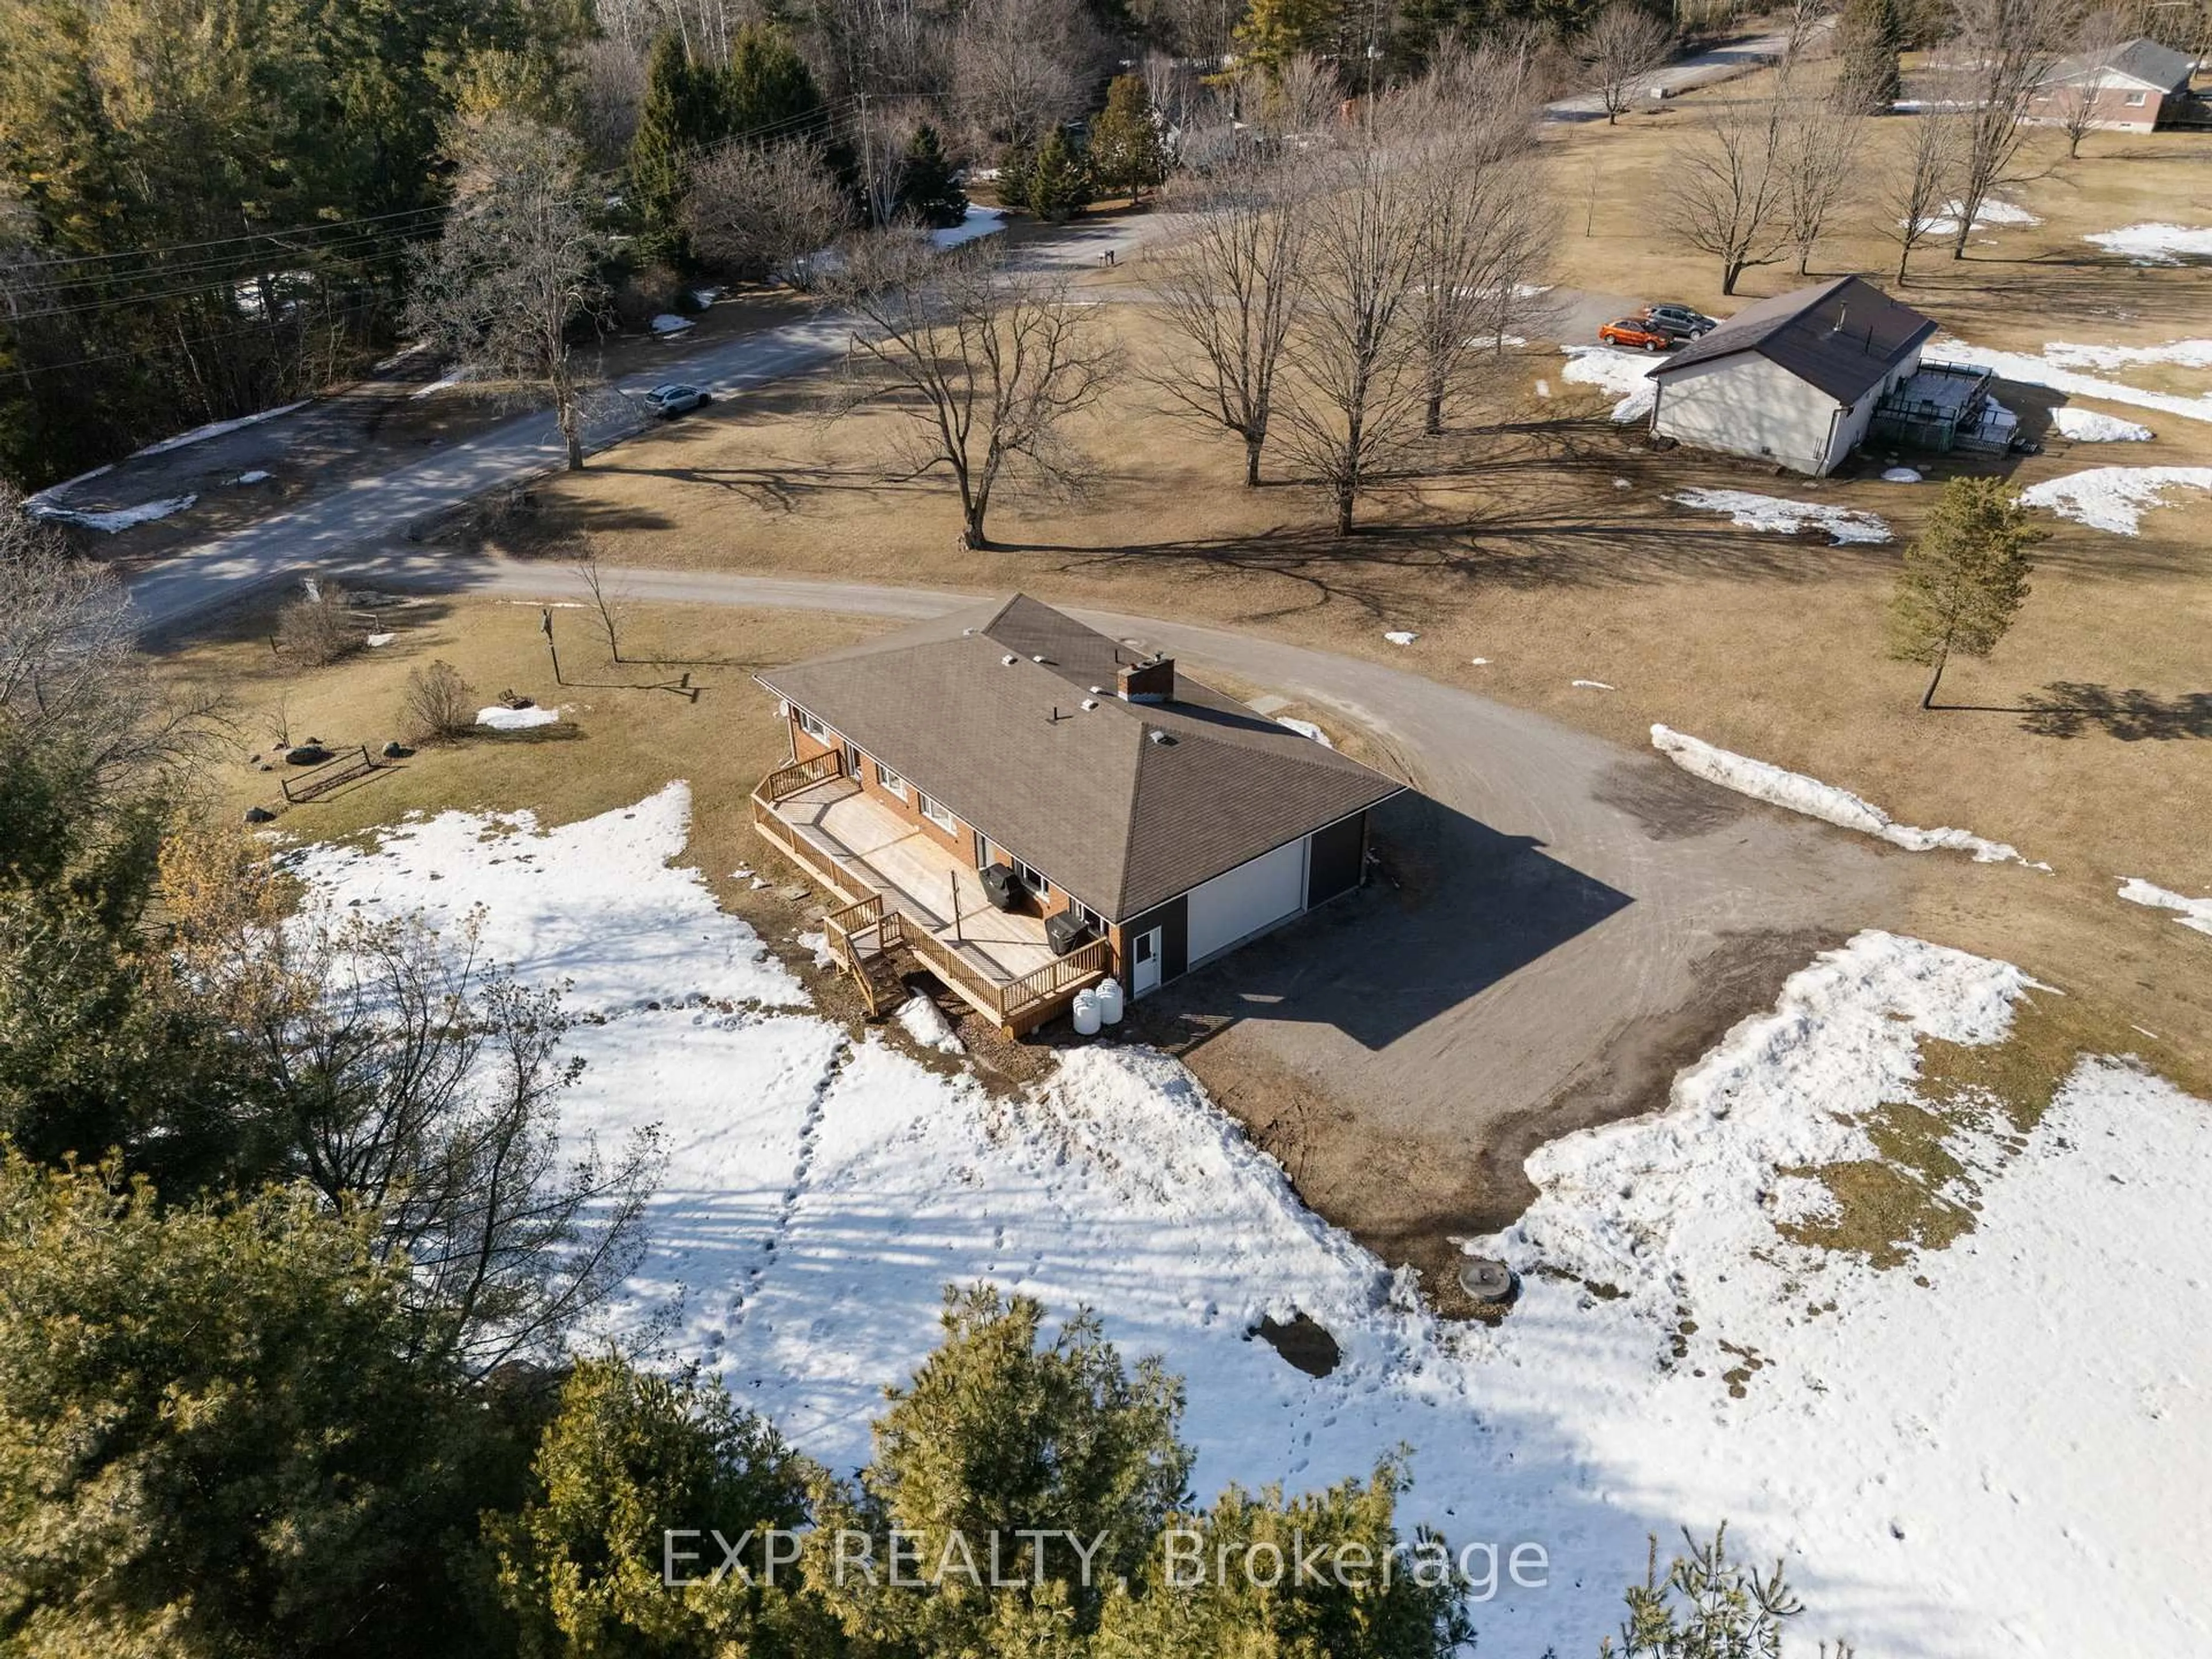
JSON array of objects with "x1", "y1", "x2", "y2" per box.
[
  {"x1": 896, "y1": 995, "x2": 965, "y2": 1054},
  {"x1": 1571, "y1": 679, "x2": 1615, "y2": 691},
  {"x1": 2052, "y1": 408, "x2": 2154, "y2": 442},
  {"x1": 2042, "y1": 338, "x2": 2212, "y2": 372},
  {"x1": 234, "y1": 468, "x2": 274, "y2": 484},
  {"x1": 1930, "y1": 338, "x2": 2212, "y2": 428},
  {"x1": 1383, "y1": 630, "x2": 1418, "y2": 645},
  {"x1": 293, "y1": 791, "x2": 2212, "y2": 1658},
  {"x1": 2018, "y1": 466, "x2": 2212, "y2": 534},
  {"x1": 2084, "y1": 222, "x2": 2212, "y2": 265},
  {"x1": 930, "y1": 206, "x2": 1007, "y2": 251},
  {"x1": 1560, "y1": 344, "x2": 1660, "y2": 421},
  {"x1": 412, "y1": 366, "x2": 478, "y2": 399},
  {"x1": 1274, "y1": 717, "x2": 1334, "y2": 747},
  {"x1": 1904, "y1": 198, "x2": 2040, "y2": 236},
  {"x1": 27, "y1": 493, "x2": 198, "y2": 532},
  {"x1": 2119, "y1": 878, "x2": 2212, "y2": 936},
  {"x1": 650, "y1": 313, "x2": 695, "y2": 336},
  {"x1": 1651, "y1": 724, "x2": 2042, "y2": 866},
  {"x1": 132, "y1": 399, "x2": 309, "y2": 457},
  {"x1": 1880, "y1": 466, "x2": 1923, "y2": 482},
  {"x1": 478, "y1": 704, "x2": 562, "y2": 730},
  {"x1": 365, "y1": 632, "x2": 396, "y2": 648},
  {"x1": 1671, "y1": 487, "x2": 1893, "y2": 545}
]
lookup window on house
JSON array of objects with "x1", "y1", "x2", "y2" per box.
[
  {"x1": 1013, "y1": 859, "x2": 1050, "y2": 897},
  {"x1": 919, "y1": 793, "x2": 956, "y2": 832},
  {"x1": 794, "y1": 707, "x2": 830, "y2": 741},
  {"x1": 1070, "y1": 900, "x2": 1103, "y2": 929},
  {"x1": 874, "y1": 762, "x2": 907, "y2": 799},
  {"x1": 2124, "y1": 90, "x2": 2147, "y2": 105}
]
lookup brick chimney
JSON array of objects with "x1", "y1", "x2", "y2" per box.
[{"x1": 1116, "y1": 656, "x2": 1175, "y2": 703}]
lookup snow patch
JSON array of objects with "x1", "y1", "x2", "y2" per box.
[
  {"x1": 477, "y1": 704, "x2": 561, "y2": 730},
  {"x1": 1571, "y1": 679, "x2": 1614, "y2": 691},
  {"x1": 1561, "y1": 344, "x2": 1659, "y2": 421},
  {"x1": 1930, "y1": 336, "x2": 2212, "y2": 429},
  {"x1": 1881, "y1": 466, "x2": 1923, "y2": 482},
  {"x1": 2042, "y1": 338, "x2": 2212, "y2": 372},
  {"x1": 28, "y1": 493, "x2": 198, "y2": 532},
  {"x1": 895, "y1": 995, "x2": 965, "y2": 1054},
  {"x1": 365, "y1": 632, "x2": 395, "y2": 647},
  {"x1": 412, "y1": 366, "x2": 478, "y2": 399},
  {"x1": 233, "y1": 469, "x2": 272, "y2": 484},
  {"x1": 1652, "y1": 724, "x2": 2043, "y2": 866},
  {"x1": 650, "y1": 313, "x2": 696, "y2": 336},
  {"x1": 2118, "y1": 878, "x2": 2212, "y2": 936},
  {"x1": 2084, "y1": 222, "x2": 2212, "y2": 265},
  {"x1": 1672, "y1": 487, "x2": 1892, "y2": 545},
  {"x1": 2051, "y1": 408, "x2": 2154, "y2": 442},
  {"x1": 1274, "y1": 717, "x2": 1334, "y2": 747},
  {"x1": 930, "y1": 206, "x2": 1007, "y2": 251},
  {"x1": 1902, "y1": 198, "x2": 2040, "y2": 237},
  {"x1": 132, "y1": 399, "x2": 309, "y2": 457},
  {"x1": 2018, "y1": 466, "x2": 2212, "y2": 534},
  {"x1": 1382, "y1": 630, "x2": 1418, "y2": 645}
]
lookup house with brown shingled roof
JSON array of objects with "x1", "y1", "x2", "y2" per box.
[{"x1": 751, "y1": 595, "x2": 1404, "y2": 1035}]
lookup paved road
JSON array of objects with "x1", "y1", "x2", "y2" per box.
[
  {"x1": 1544, "y1": 21, "x2": 1815, "y2": 120},
  {"x1": 121, "y1": 215, "x2": 1153, "y2": 639},
  {"x1": 338, "y1": 555, "x2": 1902, "y2": 1271}
]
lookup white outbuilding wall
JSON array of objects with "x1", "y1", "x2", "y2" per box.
[{"x1": 1651, "y1": 346, "x2": 1926, "y2": 476}]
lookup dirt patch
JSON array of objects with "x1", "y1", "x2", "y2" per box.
[
  {"x1": 1590, "y1": 756, "x2": 1749, "y2": 840},
  {"x1": 1252, "y1": 1312, "x2": 1342, "y2": 1378}
]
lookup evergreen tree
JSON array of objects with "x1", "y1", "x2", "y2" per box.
[
  {"x1": 1834, "y1": 0, "x2": 1905, "y2": 113},
  {"x1": 897, "y1": 123, "x2": 969, "y2": 229},
  {"x1": 721, "y1": 21, "x2": 827, "y2": 138},
  {"x1": 1888, "y1": 476, "x2": 2044, "y2": 709},
  {"x1": 1603, "y1": 1525, "x2": 1815, "y2": 1657},
  {"x1": 0, "y1": 1151, "x2": 527, "y2": 1657},
  {"x1": 1088, "y1": 75, "x2": 1169, "y2": 203},
  {"x1": 805, "y1": 1286, "x2": 1194, "y2": 1652},
  {"x1": 488, "y1": 1358, "x2": 819, "y2": 1656},
  {"x1": 1024, "y1": 128, "x2": 1093, "y2": 222},
  {"x1": 1233, "y1": 0, "x2": 1350, "y2": 77},
  {"x1": 630, "y1": 33, "x2": 724, "y2": 267}
]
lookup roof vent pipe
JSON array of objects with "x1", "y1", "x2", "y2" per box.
[{"x1": 1002, "y1": 654, "x2": 1018, "y2": 666}]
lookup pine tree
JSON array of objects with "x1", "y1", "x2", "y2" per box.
[
  {"x1": 1233, "y1": 0, "x2": 1349, "y2": 77},
  {"x1": 1834, "y1": 0, "x2": 1905, "y2": 113},
  {"x1": 488, "y1": 1357, "x2": 816, "y2": 1656},
  {"x1": 1888, "y1": 476, "x2": 2044, "y2": 709},
  {"x1": 1088, "y1": 74, "x2": 1169, "y2": 203},
  {"x1": 1024, "y1": 128, "x2": 1093, "y2": 222},
  {"x1": 721, "y1": 22, "x2": 827, "y2": 138},
  {"x1": 897, "y1": 123, "x2": 969, "y2": 228},
  {"x1": 631, "y1": 32, "x2": 721, "y2": 267}
]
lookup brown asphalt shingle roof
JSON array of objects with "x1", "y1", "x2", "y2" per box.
[
  {"x1": 1650, "y1": 276, "x2": 1938, "y2": 406},
  {"x1": 757, "y1": 596, "x2": 1404, "y2": 921}
]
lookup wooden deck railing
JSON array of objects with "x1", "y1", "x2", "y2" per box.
[{"x1": 752, "y1": 764, "x2": 1112, "y2": 1034}]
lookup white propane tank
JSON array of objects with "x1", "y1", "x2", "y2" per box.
[
  {"x1": 1071, "y1": 989, "x2": 1103, "y2": 1036},
  {"x1": 1095, "y1": 977, "x2": 1124, "y2": 1025}
]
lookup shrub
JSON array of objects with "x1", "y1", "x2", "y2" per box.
[
  {"x1": 402, "y1": 660, "x2": 474, "y2": 744},
  {"x1": 275, "y1": 580, "x2": 358, "y2": 666}
]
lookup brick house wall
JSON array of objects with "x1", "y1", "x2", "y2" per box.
[{"x1": 2025, "y1": 81, "x2": 2170, "y2": 131}]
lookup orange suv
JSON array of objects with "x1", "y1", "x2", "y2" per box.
[{"x1": 1598, "y1": 317, "x2": 1675, "y2": 352}]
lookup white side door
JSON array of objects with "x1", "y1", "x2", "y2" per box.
[{"x1": 1131, "y1": 927, "x2": 1162, "y2": 996}]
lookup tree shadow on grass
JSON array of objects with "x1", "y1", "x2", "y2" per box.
[{"x1": 2017, "y1": 681, "x2": 2212, "y2": 740}]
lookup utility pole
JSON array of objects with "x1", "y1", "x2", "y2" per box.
[{"x1": 540, "y1": 607, "x2": 562, "y2": 685}]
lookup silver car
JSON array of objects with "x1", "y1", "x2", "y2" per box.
[{"x1": 643, "y1": 382, "x2": 713, "y2": 417}]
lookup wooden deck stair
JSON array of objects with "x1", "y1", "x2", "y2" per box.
[{"x1": 822, "y1": 893, "x2": 908, "y2": 1020}]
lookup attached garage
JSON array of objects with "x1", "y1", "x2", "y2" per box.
[{"x1": 1185, "y1": 836, "x2": 1308, "y2": 966}]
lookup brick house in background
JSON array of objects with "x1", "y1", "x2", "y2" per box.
[
  {"x1": 2027, "y1": 37, "x2": 2200, "y2": 133},
  {"x1": 751, "y1": 596, "x2": 1403, "y2": 1036}
]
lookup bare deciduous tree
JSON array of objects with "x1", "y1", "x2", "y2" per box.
[
  {"x1": 952, "y1": 0, "x2": 1105, "y2": 150},
  {"x1": 571, "y1": 554, "x2": 632, "y2": 664},
  {"x1": 2045, "y1": 7, "x2": 2134, "y2": 157},
  {"x1": 1669, "y1": 99, "x2": 1792, "y2": 295},
  {"x1": 1400, "y1": 43, "x2": 1553, "y2": 434},
  {"x1": 1147, "y1": 155, "x2": 1311, "y2": 486},
  {"x1": 1575, "y1": 3, "x2": 1676, "y2": 125},
  {"x1": 1778, "y1": 97, "x2": 1863, "y2": 275},
  {"x1": 1274, "y1": 132, "x2": 1430, "y2": 537},
  {"x1": 242, "y1": 907, "x2": 665, "y2": 1374},
  {"x1": 823, "y1": 236, "x2": 1118, "y2": 550},
  {"x1": 685, "y1": 139, "x2": 851, "y2": 287},
  {"x1": 1882, "y1": 108, "x2": 1962, "y2": 283},
  {"x1": 1941, "y1": 0, "x2": 2067, "y2": 257},
  {"x1": 406, "y1": 113, "x2": 609, "y2": 471},
  {"x1": 571, "y1": 38, "x2": 648, "y2": 166},
  {"x1": 276, "y1": 578, "x2": 361, "y2": 667}
]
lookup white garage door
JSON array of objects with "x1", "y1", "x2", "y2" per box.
[{"x1": 1185, "y1": 838, "x2": 1307, "y2": 965}]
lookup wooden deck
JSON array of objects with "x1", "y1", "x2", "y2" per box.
[{"x1": 750, "y1": 762, "x2": 1109, "y2": 1037}]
